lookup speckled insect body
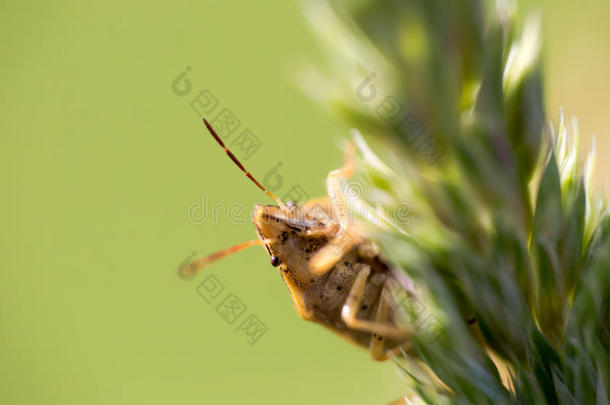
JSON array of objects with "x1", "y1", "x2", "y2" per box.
[
  {"x1": 184, "y1": 118, "x2": 411, "y2": 360},
  {"x1": 252, "y1": 202, "x2": 409, "y2": 359}
]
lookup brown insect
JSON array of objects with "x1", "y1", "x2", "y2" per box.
[{"x1": 182, "y1": 118, "x2": 413, "y2": 360}]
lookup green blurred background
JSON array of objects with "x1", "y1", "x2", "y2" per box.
[{"x1": 1, "y1": 1, "x2": 608, "y2": 404}]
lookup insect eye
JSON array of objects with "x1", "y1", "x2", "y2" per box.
[{"x1": 270, "y1": 256, "x2": 281, "y2": 267}]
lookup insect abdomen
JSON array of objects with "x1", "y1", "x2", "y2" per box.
[{"x1": 304, "y1": 251, "x2": 391, "y2": 349}]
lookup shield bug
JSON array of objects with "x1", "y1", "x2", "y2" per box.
[{"x1": 181, "y1": 118, "x2": 415, "y2": 360}]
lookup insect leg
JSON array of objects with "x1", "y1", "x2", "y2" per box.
[
  {"x1": 341, "y1": 265, "x2": 411, "y2": 339},
  {"x1": 300, "y1": 197, "x2": 330, "y2": 212},
  {"x1": 310, "y1": 142, "x2": 357, "y2": 275},
  {"x1": 326, "y1": 141, "x2": 355, "y2": 230},
  {"x1": 368, "y1": 282, "x2": 415, "y2": 360},
  {"x1": 300, "y1": 198, "x2": 342, "y2": 238},
  {"x1": 369, "y1": 286, "x2": 391, "y2": 361},
  {"x1": 309, "y1": 231, "x2": 358, "y2": 275}
]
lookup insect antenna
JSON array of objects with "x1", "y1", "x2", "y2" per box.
[
  {"x1": 203, "y1": 118, "x2": 286, "y2": 209},
  {"x1": 180, "y1": 239, "x2": 273, "y2": 277}
]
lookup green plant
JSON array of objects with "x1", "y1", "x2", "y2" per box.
[{"x1": 301, "y1": 0, "x2": 609, "y2": 403}]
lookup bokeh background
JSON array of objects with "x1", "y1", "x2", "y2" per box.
[{"x1": 1, "y1": 1, "x2": 608, "y2": 404}]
